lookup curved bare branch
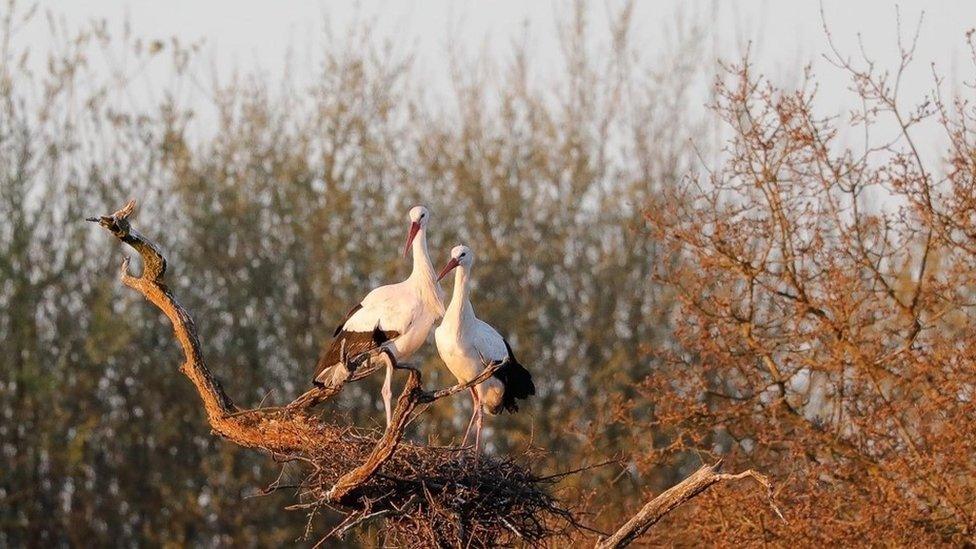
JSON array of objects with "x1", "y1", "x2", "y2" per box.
[{"x1": 596, "y1": 459, "x2": 783, "y2": 549}]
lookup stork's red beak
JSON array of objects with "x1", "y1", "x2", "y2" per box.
[
  {"x1": 436, "y1": 257, "x2": 460, "y2": 282},
  {"x1": 403, "y1": 221, "x2": 421, "y2": 257}
]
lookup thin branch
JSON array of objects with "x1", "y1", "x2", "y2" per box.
[
  {"x1": 421, "y1": 358, "x2": 506, "y2": 403},
  {"x1": 326, "y1": 509, "x2": 393, "y2": 541}
]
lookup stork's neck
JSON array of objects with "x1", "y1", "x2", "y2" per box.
[
  {"x1": 445, "y1": 265, "x2": 475, "y2": 327},
  {"x1": 408, "y1": 227, "x2": 445, "y2": 316}
]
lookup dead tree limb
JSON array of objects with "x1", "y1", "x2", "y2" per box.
[
  {"x1": 595, "y1": 459, "x2": 784, "y2": 549},
  {"x1": 87, "y1": 200, "x2": 238, "y2": 421},
  {"x1": 88, "y1": 199, "x2": 325, "y2": 452}
]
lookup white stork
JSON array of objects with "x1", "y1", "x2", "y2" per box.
[
  {"x1": 313, "y1": 205, "x2": 445, "y2": 426},
  {"x1": 434, "y1": 245, "x2": 535, "y2": 456}
]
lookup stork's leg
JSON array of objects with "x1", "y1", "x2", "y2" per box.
[
  {"x1": 380, "y1": 350, "x2": 395, "y2": 428},
  {"x1": 460, "y1": 387, "x2": 478, "y2": 447},
  {"x1": 473, "y1": 403, "x2": 484, "y2": 465}
]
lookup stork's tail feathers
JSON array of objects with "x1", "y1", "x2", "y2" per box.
[
  {"x1": 492, "y1": 340, "x2": 536, "y2": 414},
  {"x1": 313, "y1": 362, "x2": 350, "y2": 388},
  {"x1": 312, "y1": 325, "x2": 395, "y2": 388}
]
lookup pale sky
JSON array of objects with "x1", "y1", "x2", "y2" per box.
[
  {"x1": 21, "y1": 1, "x2": 971, "y2": 89},
  {"x1": 13, "y1": 0, "x2": 976, "y2": 166}
]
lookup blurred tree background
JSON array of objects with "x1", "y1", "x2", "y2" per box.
[{"x1": 0, "y1": 2, "x2": 711, "y2": 545}]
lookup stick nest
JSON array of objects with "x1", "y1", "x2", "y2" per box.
[{"x1": 271, "y1": 419, "x2": 576, "y2": 547}]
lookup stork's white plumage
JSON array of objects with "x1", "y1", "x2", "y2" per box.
[
  {"x1": 313, "y1": 206, "x2": 444, "y2": 426},
  {"x1": 434, "y1": 245, "x2": 535, "y2": 457}
]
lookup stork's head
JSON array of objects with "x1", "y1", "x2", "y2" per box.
[
  {"x1": 404, "y1": 205, "x2": 430, "y2": 257},
  {"x1": 437, "y1": 244, "x2": 473, "y2": 281}
]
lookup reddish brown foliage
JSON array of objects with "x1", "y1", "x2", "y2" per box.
[{"x1": 641, "y1": 38, "x2": 976, "y2": 546}]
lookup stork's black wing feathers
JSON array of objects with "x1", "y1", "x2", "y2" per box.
[
  {"x1": 494, "y1": 338, "x2": 536, "y2": 413},
  {"x1": 313, "y1": 324, "x2": 399, "y2": 387}
]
